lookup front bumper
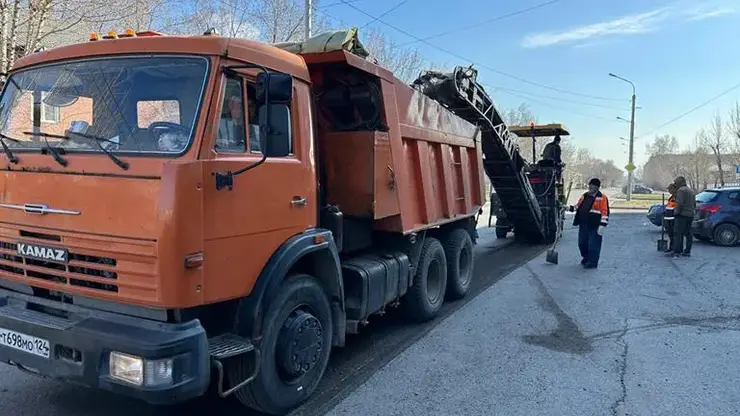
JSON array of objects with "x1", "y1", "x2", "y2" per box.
[{"x1": 0, "y1": 288, "x2": 210, "y2": 405}]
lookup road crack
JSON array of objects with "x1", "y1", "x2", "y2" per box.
[{"x1": 610, "y1": 319, "x2": 629, "y2": 416}]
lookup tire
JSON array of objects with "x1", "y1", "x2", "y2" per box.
[
  {"x1": 713, "y1": 223, "x2": 740, "y2": 247},
  {"x1": 442, "y1": 228, "x2": 474, "y2": 300},
  {"x1": 495, "y1": 228, "x2": 509, "y2": 239},
  {"x1": 404, "y1": 237, "x2": 447, "y2": 322},
  {"x1": 231, "y1": 274, "x2": 333, "y2": 415}
]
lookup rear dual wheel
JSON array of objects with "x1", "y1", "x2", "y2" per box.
[{"x1": 405, "y1": 237, "x2": 448, "y2": 322}]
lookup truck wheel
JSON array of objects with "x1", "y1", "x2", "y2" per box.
[
  {"x1": 443, "y1": 228, "x2": 474, "y2": 300},
  {"x1": 713, "y1": 223, "x2": 740, "y2": 247},
  {"x1": 495, "y1": 228, "x2": 509, "y2": 239},
  {"x1": 405, "y1": 237, "x2": 447, "y2": 322},
  {"x1": 231, "y1": 274, "x2": 333, "y2": 415}
]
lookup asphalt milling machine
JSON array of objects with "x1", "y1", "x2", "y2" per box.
[{"x1": 412, "y1": 66, "x2": 569, "y2": 248}]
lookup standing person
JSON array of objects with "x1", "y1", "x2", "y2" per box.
[
  {"x1": 572, "y1": 178, "x2": 610, "y2": 269},
  {"x1": 541, "y1": 135, "x2": 563, "y2": 180},
  {"x1": 662, "y1": 183, "x2": 677, "y2": 253},
  {"x1": 669, "y1": 176, "x2": 696, "y2": 258}
]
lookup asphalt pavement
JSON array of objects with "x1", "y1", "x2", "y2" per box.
[
  {"x1": 326, "y1": 212, "x2": 740, "y2": 416},
  {"x1": 0, "y1": 222, "x2": 543, "y2": 416}
]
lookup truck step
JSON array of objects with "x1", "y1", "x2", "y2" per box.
[
  {"x1": 208, "y1": 334, "x2": 255, "y2": 360},
  {"x1": 208, "y1": 334, "x2": 261, "y2": 398}
]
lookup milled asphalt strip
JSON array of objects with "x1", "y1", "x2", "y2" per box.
[{"x1": 290, "y1": 238, "x2": 546, "y2": 416}]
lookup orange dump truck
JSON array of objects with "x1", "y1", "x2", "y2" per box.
[{"x1": 0, "y1": 29, "x2": 485, "y2": 414}]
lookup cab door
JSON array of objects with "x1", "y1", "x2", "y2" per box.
[{"x1": 199, "y1": 63, "x2": 316, "y2": 303}]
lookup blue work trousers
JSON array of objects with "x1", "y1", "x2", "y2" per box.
[{"x1": 578, "y1": 225, "x2": 602, "y2": 267}]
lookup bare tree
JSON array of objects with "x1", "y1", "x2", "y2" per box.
[
  {"x1": 645, "y1": 134, "x2": 679, "y2": 157},
  {"x1": 701, "y1": 114, "x2": 729, "y2": 186},
  {"x1": 684, "y1": 135, "x2": 711, "y2": 191},
  {"x1": 362, "y1": 27, "x2": 423, "y2": 84},
  {"x1": 726, "y1": 100, "x2": 740, "y2": 166}
]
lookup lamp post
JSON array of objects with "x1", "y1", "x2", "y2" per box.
[{"x1": 609, "y1": 72, "x2": 637, "y2": 201}]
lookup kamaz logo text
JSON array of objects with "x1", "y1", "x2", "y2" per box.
[{"x1": 17, "y1": 243, "x2": 69, "y2": 263}]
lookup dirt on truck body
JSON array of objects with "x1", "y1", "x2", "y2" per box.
[{"x1": 0, "y1": 29, "x2": 493, "y2": 414}]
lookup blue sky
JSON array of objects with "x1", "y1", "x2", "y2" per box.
[{"x1": 318, "y1": 0, "x2": 740, "y2": 168}]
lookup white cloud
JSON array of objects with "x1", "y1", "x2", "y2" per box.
[
  {"x1": 523, "y1": 1, "x2": 736, "y2": 49},
  {"x1": 685, "y1": 6, "x2": 736, "y2": 21},
  {"x1": 522, "y1": 8, "x2": 672, "y2": 48}
]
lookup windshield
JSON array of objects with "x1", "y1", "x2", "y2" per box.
[
  {"x1": 0, "y1": 55, "x2": 209, "y2": 155},
  {"x1": 696, "y1": 191, "x2": 719, "y2": 203}
]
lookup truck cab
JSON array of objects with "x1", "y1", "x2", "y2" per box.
[{"x1": 0, "y1": 30, "x2": 323, "y2": 411}]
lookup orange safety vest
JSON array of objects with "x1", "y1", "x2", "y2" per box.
[
  {"x1": 574, "y1": 191, "x2": 610, "y2": 228},
  {"x1": 664, "y1": 197, "x2": 676, "y2": 221}
]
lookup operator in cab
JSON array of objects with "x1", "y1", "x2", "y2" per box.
[
  {"x1": 541, "y1": 135, "x2": 562, "y2": 179},
  {"x1": 571, "y1": 178, "x2": 609, "y2": 269}
]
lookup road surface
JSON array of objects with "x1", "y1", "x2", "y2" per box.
[
  {"x1": 326, "y1": 212, "x2": 740, "y2": 416},
  {"x1": 0, "y1": 225, "x2": 543, "y2": 416}
]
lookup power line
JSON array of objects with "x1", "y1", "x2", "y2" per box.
[
  {"x1": 497, "y1": 89, "x2": 619, "y2": 122},
  {"x1": 641, "y1": 80, "x2": 740, "y2": 137},
  {"x1": 320, "y1": 0, "x2": 364, "y2": 9},
  {"x1": 335, "y1": 0, "x2": 624, "y2": 102},
  {"x1": 489, "y1": 85, "x2": 631, "y2": 111},
  {"x1": 401, "y1": 0, "x2": 565, "y2": 46},
  {"x1": 361, "y1": 0, "x2": 409, "y2": 29}
]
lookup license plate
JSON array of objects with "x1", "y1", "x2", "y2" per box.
[{"x1": 0, "y1": 327, "x2": 50, "y2": 358}]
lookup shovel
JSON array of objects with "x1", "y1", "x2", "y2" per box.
[
  {"x1": 657, "y1": 193, "x2": 669, "y2": 251},
  {"x1": 546, "y1": 181, "x2": 573, "y2": 265}
]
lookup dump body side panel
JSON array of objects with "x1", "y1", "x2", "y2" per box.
[{"x1": 305, "y1": 51, "x2": 484, "y2": 235}]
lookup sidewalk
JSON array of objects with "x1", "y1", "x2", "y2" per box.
[{"x1": 327, "y1": 212, "x2": 740, "y2": 416}]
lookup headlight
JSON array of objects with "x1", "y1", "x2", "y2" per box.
[{"x1": 109, "y1": 351, "x2": 173, "y2": 387}]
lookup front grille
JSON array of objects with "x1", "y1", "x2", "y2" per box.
[{"x1": 0, "y1": 237, "x2": 119, "y2": 293}]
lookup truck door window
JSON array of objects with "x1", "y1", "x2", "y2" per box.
[{"x1": 215, "y1": 76, "x2": 247, "y2": 153}]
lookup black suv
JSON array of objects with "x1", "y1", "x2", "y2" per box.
[{"x1": 692, "y1": 187, "x2": 740, "y2": 246}]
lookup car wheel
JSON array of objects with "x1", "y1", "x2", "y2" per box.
[{"x1": 713, "y1": 223, "x2": 740, "y2": 247}]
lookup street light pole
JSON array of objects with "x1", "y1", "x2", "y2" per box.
[
  {"x1": 304, "y1": 0, "x2": 313, "y2": 40},
  {"x1": 609, "y1": 72, "x2": 637, "y2": 201}
]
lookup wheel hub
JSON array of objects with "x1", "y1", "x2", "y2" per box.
[{"x1": 276, "y1": 310, "x2": 323, "y2": 378}]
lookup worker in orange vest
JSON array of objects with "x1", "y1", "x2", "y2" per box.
[
  {"x1": 572, "y1": 178, "x2": 610, "y2": 269},
  {"x1": 662, "y1": 183, "x2": 677, "y2": 253}
]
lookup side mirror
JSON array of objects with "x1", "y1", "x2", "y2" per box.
[
  {"x1": 256, "y1": 72, "x2": 292, "y2": 104},
  {"x1": 258, "y1": 104, "x2": 291, "y2": 157}
]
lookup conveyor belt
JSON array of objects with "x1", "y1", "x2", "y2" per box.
[{"x1": 411, "y1": 66, "x2": 545, "y2": 242}]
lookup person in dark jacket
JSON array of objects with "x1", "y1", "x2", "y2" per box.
[
  {"x1": 572, "y1": 178, "x2": 610, "y2": 268},
  {"x1": 669, "y1": 176, "x2": 696, "y2": 258},
  {"x1": 541, "y1": 135, "x2": 562, "y2": 164},
  {"x1": 663, "y1": 183, "x2": 677, "y2": 253},
  {"x1": 541, "y1": 135, "x2": 563, "y2": 180}
]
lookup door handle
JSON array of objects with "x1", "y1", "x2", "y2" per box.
[{"x1": 291, "y1": 196, "x2": 308, "y2": 207}]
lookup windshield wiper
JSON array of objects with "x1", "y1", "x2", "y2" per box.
[
  {"x1": 23, "y1": 131, "x2": 128, "y2": 170},
  {"x1": 23, "y1": 131, "x2": 67, "y2": 167},
  {"x1": 0, "y1": 133, "x2": 19, "y2": 164}
]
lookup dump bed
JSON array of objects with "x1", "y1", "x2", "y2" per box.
[{"x1": 300, "y1": 50, "x2": 485, "y2": 235}]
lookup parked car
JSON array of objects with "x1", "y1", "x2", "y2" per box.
[
  {"x1": 622, "y1": 184, "x2": 654, "y2": 195},
  {"x1": 691, "y1": 187, "x2": 740, "y2": 246},
  {"x1": 647, "y1": 203, "x2": 665, "y2": 227}
]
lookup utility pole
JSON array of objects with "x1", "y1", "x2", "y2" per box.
[
  {"x1": 627, "y1": 91, "x2": 636, "y2": 201},
  {"x1": 304, "y1": 0, "x2": 313, "y2": 41},
  {"x1": 609, "y1": 72, "x2": 637, "y2": 201}
]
